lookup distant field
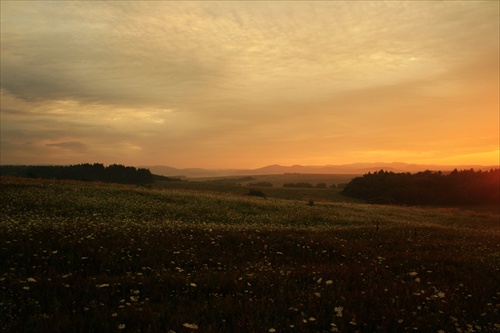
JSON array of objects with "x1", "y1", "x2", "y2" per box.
[
  {"x1": 157, "y1": 173, "x2": 361, "y2": 203},
  {"x1": 1, "y1": 176, "x2": 499, "y2": 332},
  {"x1": 191, "y1": 173, "x2": 359, "y2": 187}
]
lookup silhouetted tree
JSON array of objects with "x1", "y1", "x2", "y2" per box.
[{"x1": 0, "y1": 164, "x2": 154, "y2": 185}]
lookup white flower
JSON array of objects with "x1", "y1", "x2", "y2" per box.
[
  {"x1": 27, "y1": 277, "x2": 37, "y2": 283},
  {"x1": 269, "y1": 329, "x2": 276, "y2": 333},
  {"x1": 325, "y1": 280, "x2": 333, "y2": 285},
  {"x1": 334, "y1": 306, "x2": 343, "y2": 317},
  {"x1": 182, "y1": 323, "x2": 199, "y2": 330},
  {"x1": 118, "y1": 324, "x2": 126, "y2": 330}
]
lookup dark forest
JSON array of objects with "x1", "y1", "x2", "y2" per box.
[{"x1": 342, "y1": 169, "x2": 500, "y2": 205}]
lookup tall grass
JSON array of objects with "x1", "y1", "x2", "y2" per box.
[{"x1": 1, "y1": 176, "x2": 499, "y2": 332}]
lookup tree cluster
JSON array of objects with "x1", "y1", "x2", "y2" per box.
[
  {"x1": 283, "y1": 182, "x2": 315, "y2": 188},
  {"x1": 248, "y1": 182, "x2": 273, "y2": 187},
  {"x1": 342, "y1": 169, "x2": 500, "y2": 205},
  {"x1": 0, "y1": 163, "x2": 154, "y2": 185},
  {"x1": 208, "y1": 177, "x2": 255, "y2": 185},
  {"x1": 283, "y1": 182, "x2": 332, "y2": 189}
]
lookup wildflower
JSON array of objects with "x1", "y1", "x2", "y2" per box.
[
  {"x1": 437, "y1": 292, "x2": 445, "y2": 298},
  {"x1": 314, "y1": 292, "x2": 321, "y2": 298},
  {"x1": 96, "y1": 284, "x2": 109, "y2": 288},
  {"x1": 118, "y1": 324, "x2": 126, "y2": 330},
  {"x1": 269, "y1": 329, "x2": 276, "y2": 333},
  {"x1": 190, "y1": 283, "x2": 197, "y2": 287},
  {"x1": 409, "y1": 271, "x2": 418, "y2": 277},
  {"x1": 182, "y1": 323, "x2": 199, "y2": 330},
  {"x1": 325, "y1": 280, "x2": 333, "y2": 285},
  {"x1": 334, "y1": 306, "x2": 343, "y2": 317},
  {"x1": 308, "y1": 317, "x2": 316, "y2": 321},
  {"x1": 27, "y1": 277, "x2": 37, "y2": 283}
]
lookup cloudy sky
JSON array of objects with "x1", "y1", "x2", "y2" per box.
[{"x1": 1, "y1": 1, "x2": 498, "y2": 169}]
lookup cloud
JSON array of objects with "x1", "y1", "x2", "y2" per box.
[
  {"x1": 46, "y1": 141, "x2": 88, "y2": 153},
  {"x1": 1, "y1": 1, "x2": 498, "y2": 167}
]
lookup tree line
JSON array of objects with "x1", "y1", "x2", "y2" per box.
[
  {"x1": 0, "y1": 163, "x2": 154, "y2": 185},
  {"x1": 283, "y1": 182, "x2": 337, "y2": 189},
  {"x1": 342, "y1": 169, "x2": 499, "y2": 205}
]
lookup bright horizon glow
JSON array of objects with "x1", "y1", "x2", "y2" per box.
[{"x1": 1, "y1": 1, "x2": 499, "y2": 169}]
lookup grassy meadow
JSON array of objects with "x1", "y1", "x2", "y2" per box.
[
  {"x1": 156, "y1": 174, "x2": 360, "y2": 202},
  {"x1": 1, "y1": 176, "x2": 499, "y2": 332}
]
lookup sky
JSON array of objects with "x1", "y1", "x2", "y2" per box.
[{"x1": 1, "y1": 1, "x2": 499, "y2": 169}]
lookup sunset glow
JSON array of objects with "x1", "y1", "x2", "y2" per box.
[{"x1": 1, "y1": 1, "x2": 498, "y2": 169}]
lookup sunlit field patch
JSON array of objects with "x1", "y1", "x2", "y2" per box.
[{"x1": 1, "y1": 176, "x2": 499, "y2": 332}]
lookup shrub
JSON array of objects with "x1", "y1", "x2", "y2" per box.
[{"x1": 247, "y1": 189, "x2": 267, "y2": 198}]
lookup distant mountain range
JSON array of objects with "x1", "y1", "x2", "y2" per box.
[{"x1": 142, "y1": 162, "x2": 498, "y2": 178}]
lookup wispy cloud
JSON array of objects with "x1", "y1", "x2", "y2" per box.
[
  {"x1": 1, "y1": 1, "x2": 498, "y2": 167},
  {"x1": 46, "y1": 141, "x2": 88, "y2": 153}
]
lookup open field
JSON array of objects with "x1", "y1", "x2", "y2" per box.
[
  {"x1": 155, "y1": 180, "x2": 359, "y2": 203},
  {"x1": 190, "y1": 174, "x2": 359, "y2": 187},
  {"x1": 156, "y1": 174, "x2": 361, "y2": 203},
  {"x1": 1, "y1": 176, "x2": 499, "y2": 332}
]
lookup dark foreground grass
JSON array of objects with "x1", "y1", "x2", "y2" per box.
[{"x1": 1, "y1": 177, "x2": 499, "y2": 332}]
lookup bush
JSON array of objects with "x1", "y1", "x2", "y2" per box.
[{"x1": 247, "y1": 189, "x2": 267, "y2": 198}]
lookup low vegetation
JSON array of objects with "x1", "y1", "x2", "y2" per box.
[{"x1": 1, "y1": 176, "x2": 499, "y2": 332}]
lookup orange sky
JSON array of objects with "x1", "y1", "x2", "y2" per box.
[{"x1": 1, "y1": 1, "x2": 499, "y2": 169}]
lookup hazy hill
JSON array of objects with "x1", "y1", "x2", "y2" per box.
[{"x1": 142, "y1": 162, "x2": 498, "y2": 178}]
